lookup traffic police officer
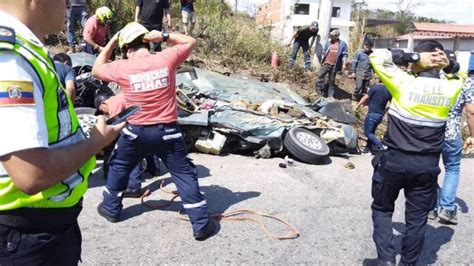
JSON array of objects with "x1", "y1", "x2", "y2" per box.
[
  {"x1": 92, "y1": 23, "x2": 215, "y2": 240},
  {"x1": 364, "y1": 40, "x2": 465, "y2": 265},
  {"x1": 0, "y1": 1, "x2": 123, "y2": 264}
]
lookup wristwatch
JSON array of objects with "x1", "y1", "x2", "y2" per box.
[
  {"x1": 403, "y1": 52, "x2": 420, "y2": 63},
  {"x1": 162, "y1": 32, "x2": 169, "y2": 42}
]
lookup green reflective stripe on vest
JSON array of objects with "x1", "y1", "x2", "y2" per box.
[
  {"x1": 370, "y1": 50, "x2": 464, "y2": 125},
  {"x1": 0, "y1": 33, "x2": 95, "y2": 211}
]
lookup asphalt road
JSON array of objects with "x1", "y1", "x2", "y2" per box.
[{"x1": 80, "y1": 153, "x2": 474, "y2": 265}]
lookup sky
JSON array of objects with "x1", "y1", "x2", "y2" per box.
[
  {"x1": 363, "y1": 0, "x2": 474, "y2": 24},
  {"x1": 233, "y1": 0, "x2": 474, "y2": 24}
]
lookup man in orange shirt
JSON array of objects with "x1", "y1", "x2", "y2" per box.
[{"x1": 92, "y1": 23, "x2": 214, "y2": 241}]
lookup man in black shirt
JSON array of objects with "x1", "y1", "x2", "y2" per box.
[
  {"x1": 288, "y1": 21, "x2": 319, "y2": 71},
  {"x1": 355, "y1": 84, "x2": 391, "y2": 154},
  {"x1": 134, "y1": 0, "x2": 171, "y2": 51}
]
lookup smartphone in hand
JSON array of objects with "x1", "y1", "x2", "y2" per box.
[{"x1": 106, "y1": 106, "x2": 141, "y2": 125}]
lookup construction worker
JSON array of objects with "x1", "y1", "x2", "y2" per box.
[
  {"x1": 92, "y1": 22, "x2": 215, "y2": 241},
  {"x1": 0, "y1": 1, "x2": 123, "y2": 264},
  {"x1": 83, "y1": 6, "x2": 114, "y2": 54},
  {"x1": 287, "y1": 21, "x2": 319, "y2": 71},
  {"x1": 363, "y1": 40, "x2": 465, "y2": 266}
]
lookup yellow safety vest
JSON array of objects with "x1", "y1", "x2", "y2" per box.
[{"x1": 0, "y1": 27, "x2": 95, "y2": 210}]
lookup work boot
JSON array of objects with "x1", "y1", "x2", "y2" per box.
[
  {"x1": 438, "y1": 208, "x2": 458, "y2": 225},
  {"x1": 428, "y1": 209, "x2": 438, "y2": 220},
  {"x1": 193, "y1": 221, "x2": 217, "y2": 241},
  {"x1": 362, "y1": 258, "x2": 396, "y2": 266},
  {"x1": 122, "y1": 187, "x2": 144, "y2": 198},
  {"x1": 97, "y1": 202, "x2": 120, "y2": 223}
]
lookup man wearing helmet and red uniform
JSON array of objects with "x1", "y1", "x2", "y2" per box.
[
  {"x1": 92, "y1": 22, "x2": 215, "y2": 241},
  {"x1": 83, "y1": 6, "x2": 113, "y2": 54}
]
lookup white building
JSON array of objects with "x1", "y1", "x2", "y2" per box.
[{"x1": 256, "y1": 0, "x2": 354, "y2": 44}]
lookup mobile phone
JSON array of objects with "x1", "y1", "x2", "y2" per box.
[{"x1": 106, "y1": 105, "x2": 141, "y2": 125}]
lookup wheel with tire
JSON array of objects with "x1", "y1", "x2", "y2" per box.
[{"x1": 284, "y1": 127, "x2": 330, "y2": 164}]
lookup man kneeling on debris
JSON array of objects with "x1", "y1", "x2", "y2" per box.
[
  {"x1": 364, "y1": 40, "x2": 465, "y2": 265},
  {"x1": 92, "y1": 22, "x2": 215, "y2": 241}
]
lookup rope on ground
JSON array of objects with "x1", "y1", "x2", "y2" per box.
[{"x1": 139, "y1": 180, "x2": 300, "y2": 240}]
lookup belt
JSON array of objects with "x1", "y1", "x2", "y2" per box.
[
  {"x1": 0, "y1": 200, "x2": 82, "y2": 230},
  {"x1": 129, "y1": 122, "x2": 177, "y2": 128}
]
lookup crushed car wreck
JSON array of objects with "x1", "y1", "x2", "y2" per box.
[{"x1": 70, "y1": 52, "x2": 357, "y2": 164}]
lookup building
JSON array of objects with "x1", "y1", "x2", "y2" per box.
[
  {"x1": 396, "y1": 22, "x2": 474, "y2": 52},
  {"x1": 256, "y1": 0, "x2": 354, "y2": 44}
]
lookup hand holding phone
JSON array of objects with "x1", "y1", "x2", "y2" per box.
[{"x1": 106, "y1": 106, "x2": 141, "y2": 125}]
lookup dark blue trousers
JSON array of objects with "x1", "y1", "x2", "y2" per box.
[
  {"x1": 103, "y1": 123, "x2": 210, "y2": 234},
  {"x1": 364, "y1": 112, "x2": 384, "y2": 153},
  {"x1": 371, "y1": 149, "x2": 440, "y2": 265}
]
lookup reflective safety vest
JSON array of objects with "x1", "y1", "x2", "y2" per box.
[
  {"x1": 369, "y1": 50, "x2": 465, "y2": 153},
  {"x1": 0, "y1": 26, "x2": 95, "y2": 210}
]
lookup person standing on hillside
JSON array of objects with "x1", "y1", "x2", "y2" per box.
[
  {"x1": 287, "y1": 21, "x2": 319, "y2": 71},
  {"x1": 0, "y1": 1, "x2": 123, "y2": 263},
  {"x1": 314, "y1": 29, "x2": 348, "y2": 98},
  {"x1": 135, "y1": 0, "x2": 172, "y2": 51},
  {"x1": 181, "y1": 0, "x2": 196, "y2": 35},
  {"x1": 66, "y1": 0, "x2": 88, "y2": 53},
  {"x1": 364, "y1": 40, "x2": 465, "y2": 266},
  {"x1": 350, "y1": 39, "x2": 374, "y2": 101}
]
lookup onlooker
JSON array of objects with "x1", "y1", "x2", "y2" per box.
[
  {"x1": 66, "y1": 0, "x2": 88, "y2": 53},
  {"x1": 350, "y1": 39, "x2": 374, "y2": 101},
  {"x1": 0, "y1": 1, "x2": 123, "y2": 263},
  {"x1": 92, "y1": 22, "x2": 215, "y2": 240},
  {"x1": 314, "y1": 29, "x2": 348, "y2": 98},
  {"x1": 181, "y1": 0, "x2": 196, "y2": 35},
  {"x1": 287, "y1": 21, "x2": 319, "y2": 71},
  {"x1": 429, "y1": 73, "x2": 474, "y2": 224},
  {"x1": 83, "y1": 6, "x2": 113, "y2": 55},
  {"x1": 135, "y1": 0, "x2": 171, "y2": 51},
  {"x1": 53, "y1": 53, "x2": 76, "y2": 102},
  {"x1": 364, "y1": 41, "x2": 465, "y2": 265},
  {"x1": 355, "y1": 84, "x2": 391, "y2": 154}
]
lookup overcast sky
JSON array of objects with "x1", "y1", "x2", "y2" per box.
[{"x1": 234, "y1": 0, "x2": 474, "y2": 24}]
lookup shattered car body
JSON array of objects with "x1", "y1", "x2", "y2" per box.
[
  {"x1": 70, "y1": 51, "x2": 357, "y2": 164},
  {"x1": 176, "y1": 68, "x2": 358, "y2": 162}
]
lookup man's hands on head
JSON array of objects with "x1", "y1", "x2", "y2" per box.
[
  {"x1": 418, "y1": 49, "x2": 449, "y2": 70},
  {"x1": 143, "y1": 30, "x2": 163, "y2": 43}
]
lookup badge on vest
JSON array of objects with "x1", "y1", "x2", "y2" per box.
[{"x1": 0, "y1": 81, "x2": 35, "y2": 106}]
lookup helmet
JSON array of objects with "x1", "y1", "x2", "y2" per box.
[
  {"x1": 118, "y1": 22, "x2": 149, "y2": 49},
  {"x1": 96, "y1": 6, "x2": 114, "y2": 23}
]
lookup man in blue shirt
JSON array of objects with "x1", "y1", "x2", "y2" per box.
[
  {"x1": 53, "y1": 53, "x2": 76, "y2": 103},
  {"x1": 181, "y1": 0, "x2": 196, "y2": 35},
  {"x1": 355, "y1": 84, "x2": 391, "y2": 154}
]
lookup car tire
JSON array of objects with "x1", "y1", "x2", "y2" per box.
[{"x1": 284, "y1": 127, "x2": 330, "y2": 164}]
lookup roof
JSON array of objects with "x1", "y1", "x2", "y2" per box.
[
  {"x1": 396, "y1": 34, "x2": 452, "y2": 40},
  {"x1": 410, "y1": 22, "x2": 474, "y2": 38}
]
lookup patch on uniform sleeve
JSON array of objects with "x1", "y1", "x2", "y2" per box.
[{"x1": 0, "y1": 81, "x2": 35, "y2": 106}]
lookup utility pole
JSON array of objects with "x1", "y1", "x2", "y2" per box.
[{"x1": 318, "y1": 0, "x2": 334, "y2": 50}]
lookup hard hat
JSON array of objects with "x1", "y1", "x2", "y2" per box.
[
  {"x1": 96, "y1": 6, "x2": 114, "y2": 23},
  {"x1": 118, "y1": 22, "x2": 149, "y2": 49}
]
